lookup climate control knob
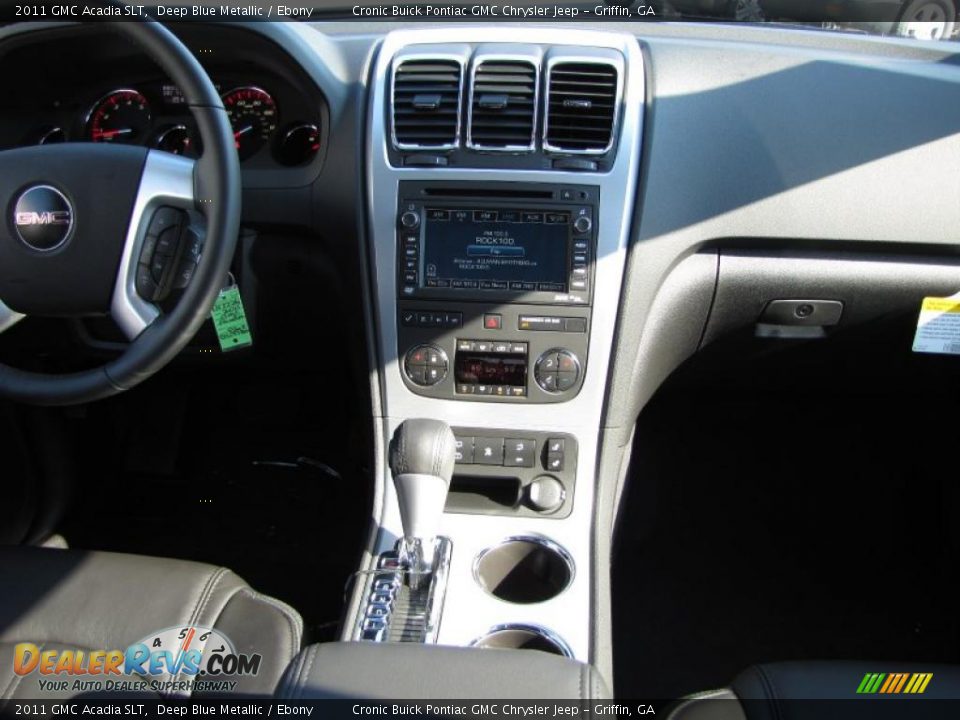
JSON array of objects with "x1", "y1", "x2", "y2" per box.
[
  {"x1": 534, "y1": 349, "x2": 581, "y2": 394},
  {"x1": 404, "y1": 344, "x2": 448, "y2": 387}
]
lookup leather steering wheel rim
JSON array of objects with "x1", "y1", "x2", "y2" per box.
[{"x1": 0, "y1": 18, "x2": 241, "y2": 406}]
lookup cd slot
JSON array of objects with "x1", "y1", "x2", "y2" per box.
[{"x1": 421, "y1": 188, "x2": 554, "y2": 200}]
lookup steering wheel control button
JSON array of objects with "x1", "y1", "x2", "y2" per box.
[
  {"x1": 527, "y1": 475, "x2": 566, "y2": 513},
  {"x1": 13, "y1": 185, "x2": 74, "y2": 251},
  {"x1": 474, "y1": 437, "x2": 505, "y2": 465},
  {"x1": 504, "y1": 438, "x2": 537, "y2": 468},
  {"x1": 404, "y1": 344, "x2": 447, "y2": 387},
  {"x1": 137, "y1": 206, "x2": 189, "y2": 301}
]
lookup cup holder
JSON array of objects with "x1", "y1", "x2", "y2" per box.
[
  {"x1": 474, "y1": 536, "x2": 574, "y2": 604},
  {"x1": 472, "y1": 624, "x2": 573, "y2": 657}
]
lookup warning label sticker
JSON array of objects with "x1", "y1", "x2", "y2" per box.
[{"x1": 913, "y1": 294, "x2": 960, "y2": 355}]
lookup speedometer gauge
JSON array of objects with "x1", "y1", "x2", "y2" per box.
[
  {"x1": 87, "y1": 89, "x2": 151, "y2": 144},
  {"x1": 221, "y1": 86, "x2": 278, "y2": 161}
]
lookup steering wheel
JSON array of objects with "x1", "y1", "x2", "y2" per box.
[{"x1": 0, "y1": 18, "x2": 241, "y2": 406}]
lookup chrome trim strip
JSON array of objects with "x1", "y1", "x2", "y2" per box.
[
  {"x1": 542, "y1": 53, "x2": 624, "y2": 157},
  {"x1": 110, "y1": 151, "x2": 196, "y2": 340},
  {"x1": 390, "y1": 50, "x2": 467, "y2": 152},
  {"x1": 466, "y1": 49, "x2": 541, "y2": 154}
]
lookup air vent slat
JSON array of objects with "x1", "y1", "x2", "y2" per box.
[
  {"x1": 468, "y1": 59, "x2": 537, "y2": 151},
  {"x1": 392, "y1": 58, "x2": 462, "y2": 149},
  {"x1": 545, "y1": 61, "x2": 618, "y2": 154}
]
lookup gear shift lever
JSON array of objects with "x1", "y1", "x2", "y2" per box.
[{"x1": 389, "y1": 418, "x2": 456, "y2": 577}]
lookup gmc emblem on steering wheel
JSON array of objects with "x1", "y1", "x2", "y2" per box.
[{"x1": 13, "y1": 185, "x2": 74, "y2": 251}]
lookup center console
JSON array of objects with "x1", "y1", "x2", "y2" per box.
[
  {"x1": 397, "y1": 181, "x2": 596, "y2": 402},
  {"x1": 351, "y1": 27, "x2": 645, "y2": 666}
]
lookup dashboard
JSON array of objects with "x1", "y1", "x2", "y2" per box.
[{"x1": 4, "y1": 17, "x2": 960, "y2": 677}]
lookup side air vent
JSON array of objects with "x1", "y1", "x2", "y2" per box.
[
  {"x1": 544, "y1": 61, "x2": 619, "y2": 154},
  {"x1": 467, "y1": 59, "x2": 538, "y2": 152},
  {"x1": 392, "y1": 59, "x2": 463, "y2": 150}
]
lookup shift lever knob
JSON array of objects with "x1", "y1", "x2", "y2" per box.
[{"x1": 389, "y1": 419, "x2": 456, "y2": 545}]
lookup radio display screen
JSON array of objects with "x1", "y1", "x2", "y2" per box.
[{"x1": 422, "y1": 208, "x2": 569, "y2": 292}]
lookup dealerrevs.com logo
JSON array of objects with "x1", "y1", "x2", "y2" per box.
[{"x1": 13, "y1": 626, "x2": 262, "y2": 695}]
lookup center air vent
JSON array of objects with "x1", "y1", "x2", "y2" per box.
[
  {"x1": 392, "y1": 58, "x2": 463, "y2": 150},
  {"x1": 544, "y1": 62, "x2": 619, "y2": 154},
  {"x1": 467, "y1": 60, "x2": 538, "y2": 152}
]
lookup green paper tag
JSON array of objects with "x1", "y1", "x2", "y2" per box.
[{"x1": 211, "y1": 285, "x2": 252, "y2": 352}]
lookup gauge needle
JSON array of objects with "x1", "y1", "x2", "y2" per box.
[
  {"x1": 233, "y1": 125, "x2": 254, "y2": 150},
  {"x1": 93, "y1": 128, "x2": 133, "y2": 139}
]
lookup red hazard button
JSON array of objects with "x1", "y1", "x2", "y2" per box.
[{"x1": 483, "y1": 314, "x2": 502, "y2": 330}]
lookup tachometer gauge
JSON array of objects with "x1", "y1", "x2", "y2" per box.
[
  {"x1": 221, "y1": 86, "x2": 278, "y2": 160},
  {"x1": 87, "y1": 89, "x2": 151, "y2": 144}
]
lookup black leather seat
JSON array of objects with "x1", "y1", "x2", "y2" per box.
[
  {"x1": 668, "y1": 662, "x2": 960, "y2": 720},
  {"x1": 0, "y1": 546, "x2": 302, "y2": 699}
]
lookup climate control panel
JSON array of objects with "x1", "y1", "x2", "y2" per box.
[{"x1": 397, "y1": 303, "x2": 589, "y2": 403}]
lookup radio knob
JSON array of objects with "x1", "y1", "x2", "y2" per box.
[
  {"x1": 573, "y1": 215, "x2": 592, "y2": 235},
  {"x1": 535, "y1": 349, "x2": 580, "y2": 394},
  {"x1": 527, "y1": 475, "x2": 566, "y2": 513},
  {"x1": 400, "y1": 210, "x2": 421, "y2": 229},
  {"x1": 404, "y1": 344, "x2": 448, "y2": 387}
]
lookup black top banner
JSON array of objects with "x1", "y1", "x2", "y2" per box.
[{"x1": 2, "y1": 0, "x2": 958, "y2": 28}]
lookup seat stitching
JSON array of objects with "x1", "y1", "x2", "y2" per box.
[{"x1": 298, "y1": 645, "x2": 319, "y2": 700}]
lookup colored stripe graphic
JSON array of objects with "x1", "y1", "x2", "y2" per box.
[{"x1": 857, "y1": 672, "x2": 933, "y2": 694}]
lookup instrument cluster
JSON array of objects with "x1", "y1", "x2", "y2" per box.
[{"x1": 26, "y1": 81, "x2": 321, "y2": 167}]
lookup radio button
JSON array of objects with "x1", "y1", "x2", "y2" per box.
[
  {"x1": 573, "y1": 239, "x2": 589, "y2": 252},
  {"x1": 522, "y1": 212, "x2": 544, "y2": 223},
  {"x1": 427, "y1": 209, "x2": 449, "y2": 221},
  {"x1": 545, "y1": 212, "x2": 568, "y2": 224},
  {"x1": 400, "y1": 210, "x2": 420, "y2": 229},
  {"x1": 574, "y1": 216, "x2": 592, "y2": 234},
  {"x1": 570, "y1": 279, "x2": 588, "y2": 291}
]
